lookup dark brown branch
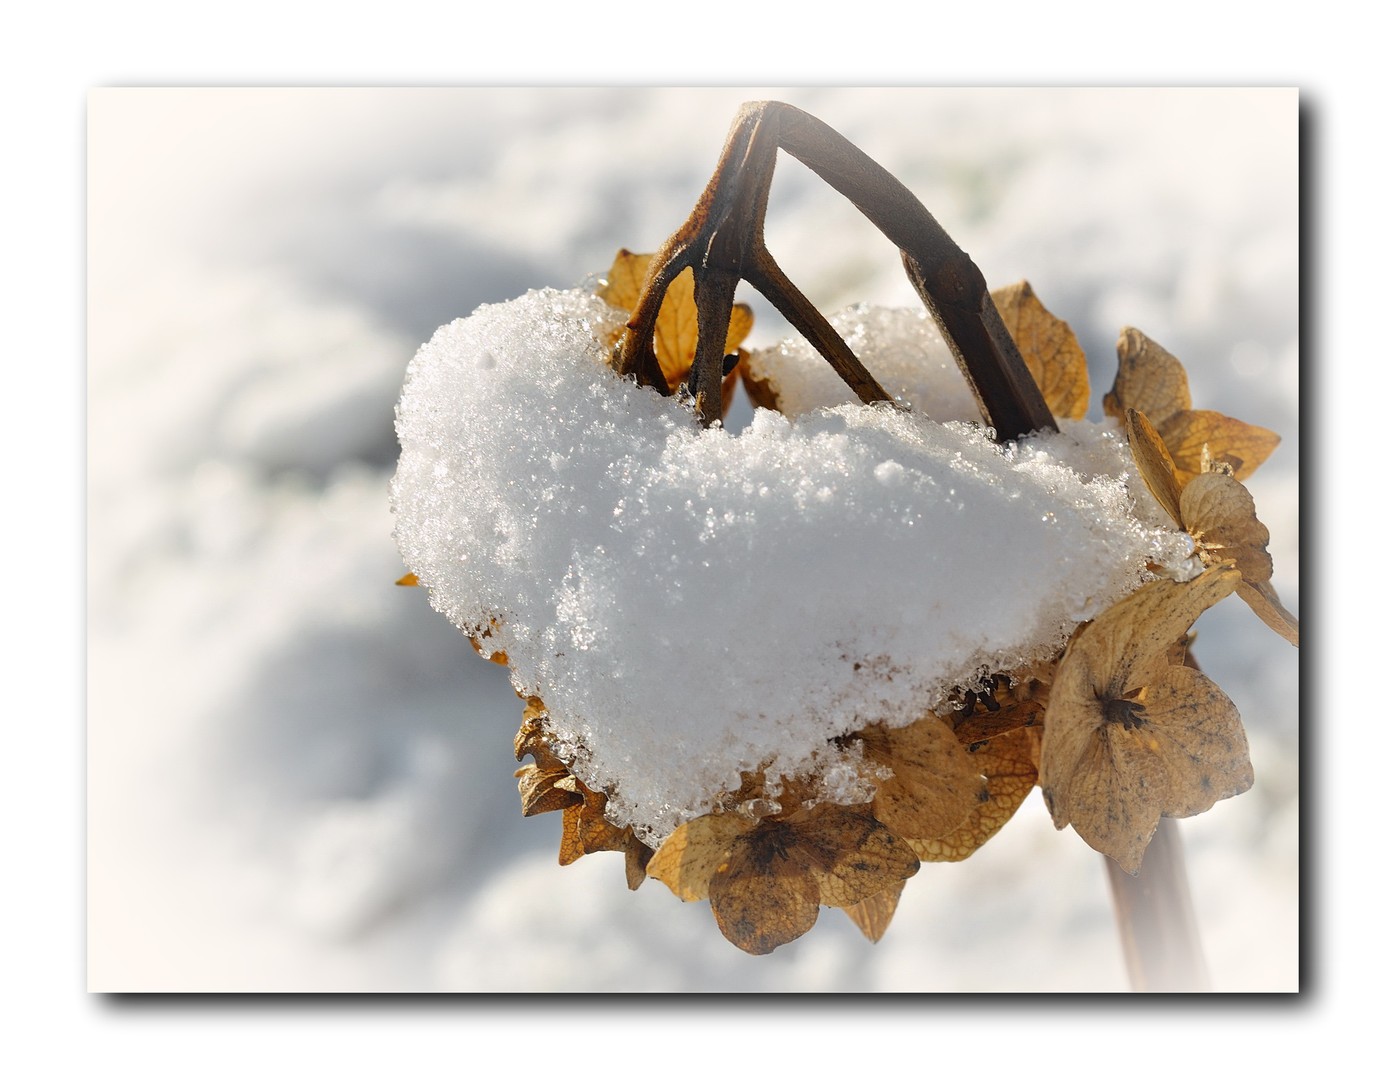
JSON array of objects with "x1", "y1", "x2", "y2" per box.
[{"x1": 613, "y1": 100, "x2": 1055, "y2": 439}]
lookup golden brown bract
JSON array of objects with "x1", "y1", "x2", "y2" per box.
[
  {"x1": 1039, "y1": 566, "x2": 1253, "y2": 874},
  {"x1": 991, "y1": 280, "x2": 1090, "y2": 421},
  {"x1": 1126, "y1": 404, "x2": 1298, "y2": 646},
  {"x1": 1105, "y1": 327, "x2": 1279, "y2": 485},
  {"x1": 648, "y1": 801, "x2": 920, "y2": 955},
  {"x1": 598, "y1": 249, "x2": 752, "y2": 417}
]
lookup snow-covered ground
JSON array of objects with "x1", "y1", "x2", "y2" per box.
[{"x1": 87, "y1": 87, "x2": 1298, "y2": 991}]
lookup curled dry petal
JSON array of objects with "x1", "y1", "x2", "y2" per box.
[
  {"x1": 842, "y1": 880, "x2": 907, "y2": 943},
  {"x1": 991, "y1": 280, "x2": 1090, "y2": 421},
  {"x1": 1127, "y1": 413, "x2": 1298, "y2": 646},
  {"x1": 598, "y1": 249, "x2": 753, "y2": 399},
  {"x1": 1126, "y1": 409, "x2": 1184, "y2": 525},
  {"x1": 1107, "y1": 328, "x2": 1279, "y2": 484},
  {"x1": 515, "y1": 763, "x2": 583, "y2": 817},
  {"x1": 1180, "y1": 470, "x2": 1274, "y2": 583},
  {"x1": 858, "y1": 715, "x2": 985, "y2": 845},
  {"x1": 1237, "y1": 580, "x2": 1299, "y2": 647},
  {"x1": 707, "y1": 806, "x2": 919, "y2": 955},
  {"x1": 798, "y1": 804, "x2": 921, "y2": 910},
  {"x1": 914, "y1": 726, "x2": 1042, "y2": 862},
  {"x1": 1105, "y1": 328, "x2": 1191, "y2": 428},
  {"x1": 1040, "y1": 565, "x2": 1251, "y2": 874},
  {"x1": 647, "y1": 812, "x2": 751, "y2": 902},
  {"x1": 710, "y1": 848, "x2": 821, "y2": 955},
  {"x1": 650, "y1": 802, "x2": 919, "y2": 954},
  {"x1": 1159, "y1": 410, "x2": 1280, "y2": 486}
]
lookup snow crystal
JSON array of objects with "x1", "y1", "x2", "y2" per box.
[{"x1": 391, "y1": 287, "x2": 1190, "y2": 844}]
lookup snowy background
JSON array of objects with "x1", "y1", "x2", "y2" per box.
[{"x1": 87, "y1": 87, "x2": 1298, "y2": 992}]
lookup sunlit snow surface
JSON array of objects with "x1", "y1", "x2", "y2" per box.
[
  {"x1": 88, "y1": 88, "x2": 1299, "y2": 991},
  {"x1": 391, "y1": 289, "x2": 1189, "y2": 843}
]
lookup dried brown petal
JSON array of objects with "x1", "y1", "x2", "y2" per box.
[
  {"x1": 624, "y1": 841, "x2": 654, "y2": 891},
  {"x1": 1236, "y1": 580, "x2": 1300, "y2": 647},
  {"x1": 1159, "y1": 409, "x2": 1280, "y2": 485},
  {"x1": 515, "y1": 763, "x2": 583, "y2": 817},
  {"x1": 709, "y1": 842, "x2": 821, "y2": 956},
  {"x1": 1040, "y1": 566, "x2": 1249, "y2": 873},
  {"x1": 842, "y1": 880, "x2": 906, "y2": 943},
  {"x1": 1105, "y1": 328, "x2": 1191, "y2": 427},
  {"x1": 859, "y1": 716, "x2": 984, "y2": 843},
  {"x1": 1180, "y1": 470, "x2": 1274, "y2": 583},
  {"x1": 914, "y1": 727, "x2": 1041, "y2": 862},
  {"x1": 1126, "y1": 408, "x2": 1184, "y2": 526},
  {"x1": 647, "y1": 813, "x2": 751, "y2": 902},
  {"x1": 991, "y1": 280, "x2": 1090, "y2": 420},
  {"x1": 793, "y1": 805, "x2": 920, "y2": 910}
]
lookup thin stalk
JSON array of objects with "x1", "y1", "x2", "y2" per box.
[{"x1": 1105, "y1": 819, "x2": 1210, "y2": 991}]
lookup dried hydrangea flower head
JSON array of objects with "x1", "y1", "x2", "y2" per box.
[{"x1": 391, "y1": 101, "x2": 1296, "y2": 961}]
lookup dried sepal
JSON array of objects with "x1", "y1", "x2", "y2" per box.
[
  {"x1": 1180, "y1": 469, "x2": 1274, "y2": 583},
  {"x1": 857, "y1": 715, "x2": 985, "y2": 844},
  {"x1": 1105, "y1": 327, "x2": 1192, "y2": 428},
  {"x1": 736, "y1": 360, "x2": 782, "y2": 413},
  {"x1": 598, "y1": 249, "x2": 753, "y2": 402},
  {"x1": 914, "y1": 726, "x2": 1042, "y2": 862},
  {"x1": 1158, "y1": 410, "x2": 1280, "y2": 486},
  {"x1": 1126, "y1": 409, "x2": 1184, "y2": 525},
  {"x1": 513, "y1": 696, "x2": 555, "y2": 763},
  {"x1": 515, "y1": 763, "x2": 583, "y2": 817},
  {"x1": 1040, "y1": 565, "x2": 1252, "y2": 874},
  {"x1": 1107, "y1": 328, "x2": 1279, "y2": 484},
  {"x1": 991, "y1": 280, "x2": 1090, "y2": 420},
  {"x1": 1126, "y1": 414, "x2": 1298, "y2": 646},
  {"x1": 555, "y1": 787, "x2": 654, "y2": 889},
  {"x1": 649, "y1": 801, "x2": 918, "y2": 954},
  {"x1": 1236, "y1": 579, "x2": 1299, "y2": 647},
  {"x1": 842, "y1": 880, "x2": 907, "y2": 943},
  {"x1": 514, "y1": 697, "x2": 653, "y2": 888},
  {"x1": 646, "y1": 812, "x2": 750, "y2": 902}
]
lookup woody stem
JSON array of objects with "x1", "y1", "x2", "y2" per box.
[{"x1": 614, "y1": 100, "x2": 1055, "y2": 439}]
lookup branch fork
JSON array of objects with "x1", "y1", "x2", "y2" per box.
[{"x1": 613, "y1": 100, "x2": 1055, "y2": 441}]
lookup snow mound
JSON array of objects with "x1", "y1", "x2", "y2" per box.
[{"x1": 391, "y1": 287, "x2": 1188, "y2": 844}]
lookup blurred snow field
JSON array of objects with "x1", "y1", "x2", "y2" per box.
[{"x1": 87, "y1": 87, "x2": 1298, "y2": 991}]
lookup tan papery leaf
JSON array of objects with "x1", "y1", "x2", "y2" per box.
[
  {"x1": 515, "y1": 762, "x2": 583, "y2": 817},
  {"x1": 1158, "y1": 409, "x2": 1280, "y2": 485},
  {"x1": 794, "y1": 805, "x2": 920, "y2": 910},
  {"x1": 914, "y1": 727, "x2": 1041, "y2": 862},
  {"x1": 1105, "y1": 328, "x2": 1191, "y2": 427},
  {"x1": 842, "y1": 881, "x2": 906, "y2": 943},
  {"x1": 1126, "y1": 408, "x2": 1184, "y2": 526},
  {"x1": 709, "y1": 845, "x2": 821, "y2": 956},
  {"x1": 624, "y1": 842, "x2": 654, "y2": 891},
  {"x1": 859, "y1": 716, "x2": 985, "y2": 844},
  {"x1": 598, "y1": 249, "x2": 753, "y2": 390},
  {"x1": 1180, "y1": 470, "x2": 1274, "y2": 584},
  {"x1": 1236, "y1": 580, "x2": 1300, "y2": 647},
  {"x1": 647, "y1": 813, "x2": 751, "y2": 902},
  {"x1": 1040, "y1": 565, "x2": 1249, "y2": 873},
  {"x1": 992, "y1": 280, "x2": 1090, "y2": 420}
]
